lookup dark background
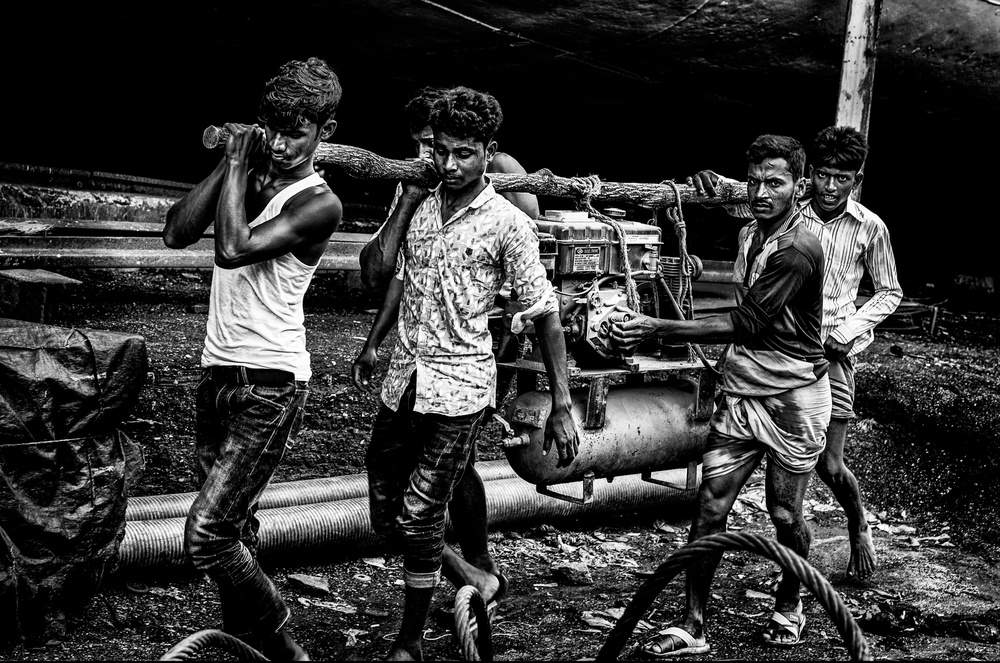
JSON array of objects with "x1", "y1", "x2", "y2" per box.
[{"x1": 7, "y1": 0, "x2": 999, "y2": 300}]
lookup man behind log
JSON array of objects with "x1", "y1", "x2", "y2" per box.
[
  {"x1": 351, "y1": 86, "x2": 579, "y2": 661},
  {"x1": 162, "y1": 57, "x2": 344, "y2": 661},
  {"x1": 358, "y1": 85, "x2": 539, "y2": 293},
  {"x1": 612, "y1": 134, "x2": 830, "y2": 654},
  {"x1": 688, "y1": 125, "x2": 902, "y2": 581},
  {"x1": 355, "y1": 85, "x2": 539, "y2": 627}
]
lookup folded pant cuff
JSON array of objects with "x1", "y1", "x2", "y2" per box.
[{"x1": 403, "y1": 568, "x2": 441, "y2": 589}]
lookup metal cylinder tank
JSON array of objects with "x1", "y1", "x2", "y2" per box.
[{"x1": 502, "y1": 377, "x2": 707, "y2": 485}]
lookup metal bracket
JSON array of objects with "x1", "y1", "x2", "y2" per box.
[
  {"x1": 536, "y1": 471, "x2": 595, "y2": 505},
  {"x1": 641, "y1": 461, "x2": 700, "y2": 491}
]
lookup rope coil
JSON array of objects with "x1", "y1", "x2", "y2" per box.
[
  {"x1": 159, "y1": 629, "x2": 268, "y2": 661},
  {"x1": 454, "y1": 585, "x2": 495, "y2": 661},
  {"x1": 595, "y1": 531, "x2": 871, "y2": 661}
]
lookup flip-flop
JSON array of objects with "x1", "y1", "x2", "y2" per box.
[
  {"x1": 484, "y1": 570, "x2": 508, "y2": 608},
  {"x1": 642, "y1": 626, "x2": 710, "y2": 658},
  {"x1": 762, "y1": 600, "x2": 806, "y2": 647}
]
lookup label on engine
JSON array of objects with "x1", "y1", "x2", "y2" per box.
[{"x1": 572, "y1": 246, "x2": 601, "y2": 272}]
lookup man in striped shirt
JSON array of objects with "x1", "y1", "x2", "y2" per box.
[{"x1": 690, "y1": 125, "x2": 902, "y2": 581}]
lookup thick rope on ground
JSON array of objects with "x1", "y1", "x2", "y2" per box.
[
  {"x1": 159, "y1": 628, "x2": 269, "y2": 660},
  {"x1": 454, "y1": 585, "x2": 494, "y2": 661},
  {"x1": 595, "y1": 531, "x2": 870, "y2": 661}
]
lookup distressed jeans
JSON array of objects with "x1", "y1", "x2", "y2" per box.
[
  {"x1": 185, "y1": 366, "x2": 308, "y2": 638},
  {"x1": 367, "y1": 376, "x2": 485, "y2": 588}
]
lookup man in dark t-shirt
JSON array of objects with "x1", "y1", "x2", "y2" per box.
[{"x1": 611, "y1": 134, "x2": 830, "y2": 655}]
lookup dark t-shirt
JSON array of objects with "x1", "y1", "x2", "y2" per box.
[{"x1": 725, "y1": 218, "x2": 828, "y2": 396}]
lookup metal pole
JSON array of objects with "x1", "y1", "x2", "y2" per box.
[{"x1": 835, "y1": 0, "x2": 884, "y2": 200}]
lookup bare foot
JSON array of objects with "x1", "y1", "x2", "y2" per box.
[{"x1": 846, "y1": 525, "x2": 877, "y2": 580}]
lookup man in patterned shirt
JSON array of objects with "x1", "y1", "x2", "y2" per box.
[
  {"x1": 358, "y1": 85, "x2": 539, "y2": 293},
  {"x1": 689, "y1": 126, "x2": 902, "y2": 581},
  {"x1": 612, "y1": 134, "x2": 830, "y2": 654},
  {"x1": 351, "y1": 86, "x2": 579, "y2": 662}
]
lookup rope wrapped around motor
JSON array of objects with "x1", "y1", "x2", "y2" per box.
[{"x1": 568, "y1": 174, "x2": 642, "y2": 314}]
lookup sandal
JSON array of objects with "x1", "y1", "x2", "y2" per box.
[
  {"x1": 642, "y1": 626, "x2": 710, "y2": 658},
  {"x1": 762, "y1": 599, "x2": 806, "y2": 647},
  {"x1": 485, "y1": 570, "x2": 508, "y2": 607}
]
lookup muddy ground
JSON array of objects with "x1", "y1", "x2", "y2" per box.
[{"x1": 2, "y1": 268, "x2": 999, "y2": 661}]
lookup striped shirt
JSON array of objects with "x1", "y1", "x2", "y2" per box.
[
  {"x1": 381, "y1": 180, "x2": 558, "y2": 417},
  {"x1": 796, "y1": 198, "x2": 902, "y2": 356},
  {"x1": 726, "y1": 197, "x2": 902, "y2": 357}
]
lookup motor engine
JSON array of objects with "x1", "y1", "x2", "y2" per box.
[{"x1": 493, "y1": 208, "x2": 703, "y2": 368}]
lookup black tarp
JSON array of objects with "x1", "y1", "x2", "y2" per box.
[{"x1": 0, "y1": 320, "x2": 146, "y2": 644}]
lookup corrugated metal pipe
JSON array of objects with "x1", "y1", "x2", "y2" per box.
[
  {"x1": 126, "y1": 459, "x2": 519, "y2": 521},
  {"x1": 119, "y1": 468, "x2": 694, "y2": 570}
]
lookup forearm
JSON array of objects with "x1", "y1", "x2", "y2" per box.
[
  {"x1": 213, "y1": 160, "x2": 252, "y2": 265},
  {"x1": 363, "y1": 278, "x2": 404, "y2": 352},
  {"x1": 360, "y1": 195, "x2": 421, "y2": 291},
  {"x1": 163, "y1": 159, "x2": 225, "y2": 248},
  {"x1": 833, "y1": 251, "x2": 903, "y2": 343},
  {"x1": 659, "y1": 314, "x2": 736, "y2": 344},
  {"x1": 534, "y1": 312, "x2": 573, "y2": 409},
  {"x1": 833, "y1": 285, "x2": 904, "y2": 344}
]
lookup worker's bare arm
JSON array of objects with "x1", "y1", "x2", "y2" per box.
[
  {"x1": 358, "y1": 185, "x2": 427, "y2": 291},
  {"x1": 491, "y1": 152, "x2": 540, "y2": 219}
]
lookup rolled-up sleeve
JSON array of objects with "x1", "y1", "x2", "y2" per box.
[{"x1": 502, "y1": 212, "x2": 558, "y2": 317}]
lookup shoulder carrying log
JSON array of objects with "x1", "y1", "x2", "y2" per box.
[{"x1": 202, "y1": 125, "x2": 748, "y2": 209}]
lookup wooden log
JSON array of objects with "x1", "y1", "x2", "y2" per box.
[{"x1": 203, "y1": 126, "x2": 749, "y2": 209}]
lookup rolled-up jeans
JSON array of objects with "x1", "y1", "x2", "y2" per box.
[
  {"x1": 185, "y1": 365, "x2": 308, "y2": 638},
  {"x1": 367, "y1": 376, "x2": 485, "y2": 589}
]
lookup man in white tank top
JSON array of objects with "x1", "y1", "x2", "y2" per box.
[{"x1": 162, "y1": 57, "x2": 343, "y2": 661}]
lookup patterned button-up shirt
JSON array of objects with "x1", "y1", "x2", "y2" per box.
[
  {"x1": 380, "y1": 180, "x2": 558, "y2": 416},
  {"x1": 796, "y1": 199, "x2": 902, "y2": 356}
]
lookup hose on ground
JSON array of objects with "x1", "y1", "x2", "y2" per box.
[
  {"x1": 158, "y1": 629, "x2": 268, "y2": 661},
  {"x1": 595, "y1": 531, "x2": 870, "y2": 661},
  {"x1": 127, "y1": 459, "x2": 519, "y2": 521},
  {"x1": 121, "y1": 470, "x2": 694, "y2": 569},
  {"x1": 454, "y1": 585, "x2": 494, "y2": 661}
]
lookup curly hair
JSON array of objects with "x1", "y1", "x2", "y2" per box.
[
  {"x1": 258, "y1": 57, "x2": 342, "y2": 129},
  {"x1": 403, "y1": 86, "x2": 448, "y2": 134},
  {"x1": 747, "y1": 134, "x2": 807, "y2": 181},
  {"x1": 811, "y1": 125, "x2": 868, "y2": 172},
  {"x1": 429, "y1": 86, "x2": 503, "y2": 145}
]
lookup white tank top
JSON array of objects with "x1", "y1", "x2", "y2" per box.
[{"x1": 201, "y1": 171, "x2": 325, "y2": 381}]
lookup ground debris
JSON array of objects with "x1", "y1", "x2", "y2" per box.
[
  {"x1": 552, "y1": 560, "x2": 594, "y2": 586},
  {"x1": 297, "y1": 597, "x2": 358, "y2": 614},
  {"x1": 288, "y1": 573, "x2": 331, "y2": 595}
]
